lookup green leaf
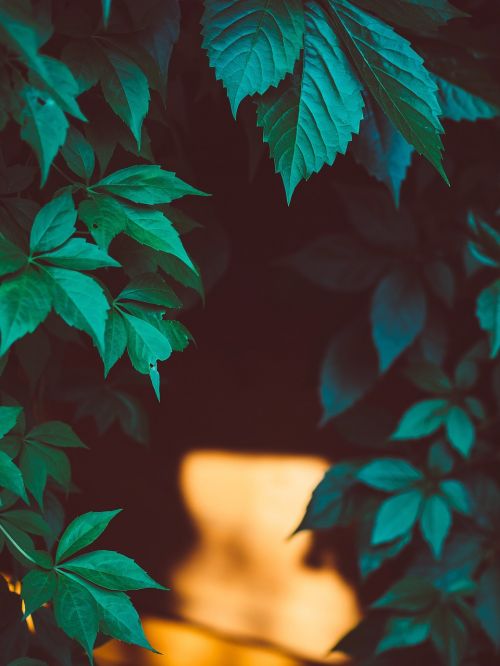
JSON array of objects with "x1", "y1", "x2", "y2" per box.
[
  {"x1": 102, "y1": 309, "x2": 128, "y2": 376},
  {"x1": 54, "y1": 573, "x2": 98, "y2": 661},
  {"x1": 61, "y1": 127, "x2": 95, "y2": 181},
  {"x1": 162, "y1": 320, "x2": 192, "y2": 352},
  {"x1": 157, "y1": 253, "x2": 203, "y2": 295},
  {"x1": 0, "y1": 235, "x2": 27, "y2": 277},
  {"x1": 38, "y1": 238, "x2": 120, "y2": 270},
  {"x1": 371, "y1": 270, "x2": 427, "y2": 372},
  {"x1": 78, "y1": 194, "x2": 127, "y2": 250},
  {"x1": 358, "y1": 458, "x2": 423, "y2": 492},
  {"x1": 373, "y1": 577, "x2": 437, "y2": 611},
  {"x1": 257, "y1": 1, "x2": 363, "y2": 203},
  {"x1": 320, "y1": 318, "x2": 379, "y2": 423},
  {"x1": 23, "y1": 440, "x2": 71, "y2": 492},
  {"x1": 0, "y1": 406, "x2": 22, "y2": 438},
  {"x1": 0, "y1": 451, "x2": 27, "y2": 500},
  {"x1": 100, "y1": 48, "x2": 150, "y2": 146},
  {"x1": 286, "y1": 234, "x2": 386, "y2": 292},
  {"x1": 27, "y1": 421, "x2": 86, "y2": 449},
  {"x1": 21, "y1": 568, "x2": 56, "y2": 617},
  {"x1": 435, "y1": 75, "x2": 500, "y2": 122},
  {"x1": 102, "y1": 0, "x2": 112, "y2": 26},
  {"x1": 475, "y1": 566, "x2": 500, "y2": 649},
  {"x1": 93, "y1": 165, "x2": 207, "y2": 204},
  {"x1": 0, "y1": 519, "x2": 49, "y2": 568},
  {"x1": 351, "y1": 96, "x2": 413, "y2": 206},
  {"x1": 377, "y1": 615, "x2": 431, "y2": 653},
  {"x1": 45, "y1": 266, "x2": 110, "y2": 350},
  {"x1": 477, "y1": 279, "x2": 500, "y2": 357},
  {"x1": 391, "y1": 399, "x2": 449, "y2": 440},
  {"x1": 118, "y1": 273, "x2": 181, "y2": 309},
  {"x1": 30, "y1": 190, "x2": 76, "y2": 254},
  {"x1": 56, "y1": 510, "x2": 122, "y2": 563},
  {"x1": 202, "y1": 0, "x2": 304, "y2": 116},
  {"x1": 122, "y1": 311, "x2": 172, "y2": 374},
  {"x1": 420, "y1": 494, "x2": 452, "y2": 558},
  {"x1": 352, "y1": 0, "x2": 467, "y2": 34},
  {"x1": 61, "y1": 550, "x2": 165, "y2": 591},
  {"x1": 445, "y1": 406, "x2": 475, "y2": 457},
  {"x1": 372, "y1": 489, "x2": 423, "y2": 544},
  {"x1": 327, "y1": 0, "x2": 447, "y2": 181},
  {"x1": 0, "y1": 2, "x2": 49, "y2": 66},
  {"x1": 439, "y1": 480, "x2": 470, "y2": 515},
  {"x1": 405, "y1": 362, "x2": 452, "y2": 394},
  {"x1": 28, "y1": 56, "x2": 85, "y2": 122},
  {"x1": 18, "y1": 85, "x2": 68, "y2": 187},
  {"x1": 430, "y1": 605, "x2": 468, "y2": 666},
  {"x1": 0, "y1": 268, "x2": 52, "y2": 355},
  {"x1": 2, "y1": 509, "x2": 51, "y2": 536}
]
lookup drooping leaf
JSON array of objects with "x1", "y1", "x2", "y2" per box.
[
  {"x1": 26, "y1": 421, "x2": 86, "y2": 449},
  {"x1": 439, "y1": 480, "x2": 470, "y2": 515},
  {"x1": 61, "y1": 550, "x2": 165, "y2": 591},
  {"x1": 477, "y1": 279, "x2": 500, "y2": 357},
  {"x1": 122, "y1": 311, "x2": 172, "y2": 374},
  {"x1": 0, "y1": 235, "x2": 27, "y2": 277},
  {"x1": 0, "y1": 451, "x2": 27, "y2": 501},
  {"x1": 435, "y1": 75, "x2": 500, "y2": 122},
  {"x1": 102, "y1": 309, "x2": 128, "y2": 376},
  {"x1": 38, "y1": 238, "x2": 120, "y2": 270},
  {"x1": 0, "y1": 406, "x2": 22, "y2": 439},
  {"x1": 28, "y1": 55, "x2": 85, "y2": 122},
  {"x1": 118, "y1": 273, "x2": 181, "y2": 309},
  {"x1": 202, "y1": 0, "x2": 305, "y2": 116},
  {"x1": 257, "y1": 1, "x2": 363, "y2": 202},
  {"x1": 54, "y1": 573, "x2": 98, "y2": 661},
  {"x1": 327, "y1": 0, "x2": 447, "y2": 180},
  {"x1": 21, "y1": 569, "x2": 56, "y2": 617},
  {"x1": 444, "y1": 405, "x2": 475, "y2": 457},
  {"x1": 358, "y1": 458, "x2": 423, "y2": 492},
  {"x1": 30, "y1": 191, "x2": 76, "y2": 254},
  {"x1": 372, "y1": 489, "x2": 423, "y2": 544},
  {"x1": 391, "y1": 399, "x2": 449, "y2": 440},
  {"x1": 56, "y1": 510, "x2": 122, "y2": 563},
  {"x1": 420, "y1": 494, "x2": 452, "y2": 558},
  {"x1": 0, "y1": 268, "x2": 52, "y2": 355},
  {"x1": 61, "y1": 127, "x2": 95, "y2": 181}
]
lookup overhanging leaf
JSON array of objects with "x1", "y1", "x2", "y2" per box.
[{"x1": 56, "y1": 510, "x2": 122, "y2": 563}]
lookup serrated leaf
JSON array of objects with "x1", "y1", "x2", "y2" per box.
[
  {"x1": 56, "y1": 510, "x2": 122, "y2": 563},
  {"x1": 93, "y1": 165, "x2": 207, "y2": 204},
  {"x1": 45, "y1": 266, "x2": 109, "y2": 350},
  {"x1": 100, "y1": 47, "x2": 150, "y2": 146},
  {"x1": 18, "y1": 85, "x2": 68, "y2": 186},
  {"x1": 30, "y1": 191, "x2": 76, "y2": 254},
  {"x1": 445, "y1": 405, "x2": 475, "y2": 457},
  {"x1": 371, "y1": 270, "x2": 427, "y2": 372},
  {"x1": 28, "y1": 55, "x2": 85, "y2": 121},
  {"x1": 257, "y1": 1, "x2": 363, "y2": 202},
  {"x1": 38, "y1": 238, "x2": 120, "y2": 270},
  {"x1": 0, "y1": 406, "x2": 22, "y2": 438},
  {"x1": 351, "y1": 96, "x2": 413, "y2": 206},
  {"x1": 327, "y1": 0, "x2": 447, "y2": 181},
  {"x1": 435, "y1": 75, "x2": 500, "y2": 122},
  {"x1": 372, "y1": 489, "x2": 423, "y2": 544},
  {"x1": 78, "y1": 194, "x2": 127, "y2": 250},
  {"x1": 21, "y1": 569, "x2": 56, "y2": 617},
  {"x1": 157, "y1": 253, "x2": 203, "y2": 294},
  {"x1": 162, "y1": 320, "x2": 192, "y2": 352},
  {"x1": 122, "y1": 311, "x2": 172, "y2": 374},
  {"x1": 24, "y1": 441, "x2": 70, "y2": 491},
  {"x1": 0, "y1": 451, "x2": 27, "y2": 501},
  {"x1": 61, "y1": 127, "x2": 95, "y2": 180},
  {"x1": 118, "y1": 273, "x2": 181, "y2": 309},
  {"x1": 27, "y1": 421, "x2": 86, "y2": 449},
  {"x1": 54, "y1": 574, "x2": 98, "y2": 661},
  {"x1": 477, "y1": 279, "x2": 500, "y2": 357},
  {"x1": 353, "y1": 0, "x2": 467, "y2": 34},
  {"x1": 0, "y1": 268, "x2": 52, "y2": 355},
  {"x1": 420, "y1": 493, "x2": 452, "y2": 558},
  {"x1": 358, "y1": 458, "x2": 423, "y2": 492},
  {"x1": 391, "y1": 399, "x2": 449, "y2": 440},
  {"x1": 102, "y1": 309, "x2": 127, "y2": 376},
  {"x1": 61, "y1": 550, "x2": 165, "y2": 591},
  {"x1": 0, "y1": 235, "x2": 27, "y2": 277},
  {"x1": 202, "y1": 0, "x2": 304, "y2": 116}
]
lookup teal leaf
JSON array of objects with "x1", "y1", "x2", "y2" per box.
[
  {"x1": 391, "y1": 399, "x2": 449, "y2": 440},
  {"x1": 377, "y1": 614, "x2": 431, "y2": 653},
  {"x1": 286, "y1": 234, "x2": 386, "y2": 292},
  {"x1": 78, "y1": 194, "x2": 127, "y2": 250},
  {"x1": 102, "y1": 0, "x2": 112, "y2": 27},
  {"x1": 30, "y1": 190, "x2": 76, "y2": 254},
  {"x1": 439, "y1": 480, "x2": 470, "y2": 515},
  {"x1": 353, "y1": 0, "x2": 467, "y2": 34},
  {"x1": 162, "y1": 320, "x2": 193, "y2": 352},
  {"x1": 320, "y1": 318, "x2": 379, "y2": 423},
  {"x1": 358, "y1": 458, "x2": 423, "y2": 492},
  {"x1": 477, "y1": 279, "x2": 500, "y2": 357},
  {"x1": 118, "y1": 273, "x2": 181, "y2": 309},
  {"x1": 0, "y1": 268, "x2": 52, "y2": 355},
  {"x1": 28, "y1": 55, "x2": 85, "y2": 121},
  {"x1": 445, "y1": 405, "x2": 475, "y2": 457},
  {"x1": 45, "y1": 266, "x2": 110, "y2": 350},
  {"x1": 61, "y1": 127, "x2": 95, "y2": 181},
  {"x1": 26, "y1": 421, "x2": 86, "y2": 449},
  {"x1": 38, "y1": 238, "x2": 120, "y2": 270},
  {"x1": 23, "y1": 440, "x2": 71, "y2": 492},
  {"x1": 371, "y1": 270, "x2": 427, "y2": 372},
  {"x1": 257, "y1": 1, "x2": 363, "y2": 203},
  {"x1": 61, "y1": 550, "x2": 166, "y2": 591},
  {"x1": 54, "y1": 573, "x2": 98, "y2": 661},
  {"x1": 351, "y1": 96, "x2": 413, "y2": 206},
  {"x1": 21, "y1": 568, "x2": 56, "y2": 617},
  {"x1": 420, "y1": 494, "x2": 452, "y2": 558},
  {"x1": 103, "y1": 309, "x2": 128, "y2": 376},
  {"x1": 122, "y1": 311, "x2": 172, "y2": 374},
  {"x1": 18, "y1": 85, "x2": 68, "y2": 186},
  {"x1": 0, "y1": 451, "x2": 27, "y2": 501},
  {"x1": 435, "y1": 75, "x2": 500, "y2": 122},
  {"x1": 1, "y1": 509, "x2": 51, "y2": 536},
  {"x1": 157, "y1": 253, "x2": 203, "y2": 295},
  {"x1": 0, "y1": 406, "x2": 22, "y2": 438},
  {"x1": 149, "y1": 365, "x2": 161, "y2": 401},
  {"x1": 56, "y1": 509, "x2": 122, "y2": 563},
  {"x1": 202, "y1": 0, "x2": 304, "y2": 116},
  {"x1": 93, "y1": 165, "x2": 207, "y2": 204},
  {"x1": 0, "y1": 235, "x2": 27, "y2": 277},
  {"x1": 327, "y1": 0, "x2": 447, "y2": 181},
  {"x1": 475, "y1": 566, "x2": 500, "y2": 649},
  {"x1": 100, "y1": 48, "x2": 150, "y2": 146},
  {"x1": 372, "y1": 489, "x2": 423, "y2": 544},
  {"x1": 373, "y1": 577, "x2": 437, "y2": 611}
]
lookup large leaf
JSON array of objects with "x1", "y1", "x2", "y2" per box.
[
  {"x1": 391, "y1": 399, "x2": 449, "y2": 440},
  {"x1": 122, "y1": 311, "x2": 172, "y2": 375},
  {"x1": 372, "y1": 489, "x2": 423, "y2": 544},
  {"x1": 352, "y1": 0, "x2": 467, "y2": 34},
  {"x1": 38, "y1": 238, "x2": 120, "y2": 270},
  {"x1": 0, "y1": 268, "x2": 52, "y2": 355},
  {"x1": 327, "y1": 0, "x2": 447, "y2": 180},
  {"x1": 477, "y1": 279, "x2": 500, "y2": 357},
  {"x1": 444, "y1": 406, "x2": 475, "y2": 457},
  {"x1": 45, "y1": 266, "x2": 110, "y2": 350},
  {"x1": 54, "y1": 574, "x2": 98, "y2": 660},
  {"x1": 29, "y1": 191, "x2": 76, "y2": 254},
  {"x1": 371, "y1": 270, "x2": 427, "y2": 371},
  {"x1": 435, "y1": 75, "x2": 500, "y2": 122},
  {"x1": 257, "y1": 1, "x2": 363, "y2": 202},
  {"x1": 358, "y1": 458, "x2": 423, "y2": 492},
  {"x1": 61, "y1": 550, "x2": 165, "y2": 591},
  {"x1": 202, "y1": 0, "x2": 304, "y2": 116},
  {"x1": 56, "y1": 510, "x2": 122, "y2": 563},
  {"x1": 78, "y1": 194, "x2": 127, "y2": 250},
  {"x1": 102, "y1": 309, "x2": 128, "y2": 376},
  {"x1": 21, "y1": 569, "x2": 56, "y2": 617}
]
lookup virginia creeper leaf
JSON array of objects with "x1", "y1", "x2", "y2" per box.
[
  {"x1": 54, "y1": 574, "x2": 98, "y2": 661},
  {"x1": 56, "y1": 510, "x2": 122, "y2": 563},
  {"x1": 61, "y1": 127, "x2": 95, "y2": 181},
  {"x1": 38, "y1": 238, "x2": 120, "y2": 270},
  {"x1": 372, "y1": 489, "x2": 423, "y2": 544},
  {"x1": 358, "y1": 458, "x2": 423, "y2": 492},
  {"x1": 420, "y1": 494, "x2": 452, "y2": 558},
  {"x1": 391, "y1": 399, "x2": 449, "y2": 440},
  {"x1": 30, "y1": 190, "x2": 76, "y2": 254},
  {"x1": 21, "y1": 569, "x2": 56, "y2": 617}
]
